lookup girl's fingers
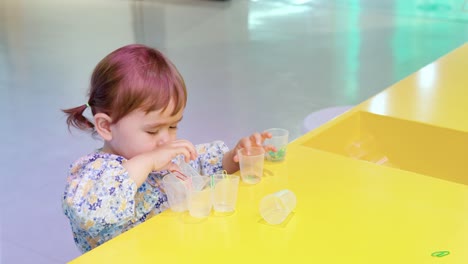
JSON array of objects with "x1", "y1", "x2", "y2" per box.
[
  {"x1": 264, "y1": 144, "x2": 277, "y2": 153},
  {"x1": 188, "y1": 147, "x2": 198, "y2": 161},
  {"x1": 173, "y1": 140, "x2": 198, "y2": 160},
  {"x1": 240, "y1": 131, "x2": 271, "y2": 150},
  {"x1": 168, "y1": 145, "x2": 193, "y2": 163},
  {"x1": 238, "y1": 137, "x2": 251, "y2": 150},
  {"x1": 187, "y1": 145, "x2": 197, "y2": 160},
  {"x1": 252, "y1": 131, "x2": 272, "y2": 146},
  {"x1": 249, "y1": 133, "x2": 263, "y2": 146},
  {"x1": 261, "y1": 131, "x2": 273, "y2": 140},
  {"x1": 184, "y1": 154, "x2": 191, "y2": 163},
  {"x1": 176, "y1": 148, "x2": 192, "y2": 163}
]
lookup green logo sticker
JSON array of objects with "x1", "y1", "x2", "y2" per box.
[{"x1": 431, "y1": 251, "x2": 450, "y2": 257}]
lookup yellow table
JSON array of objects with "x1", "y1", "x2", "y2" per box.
[{"x1": 70, "y1": 44, "x2": 468, "y2": 264}]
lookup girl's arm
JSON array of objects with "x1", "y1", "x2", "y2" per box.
[{"x1": 122, "y1": 154, "x2": 154, "y2": 187}]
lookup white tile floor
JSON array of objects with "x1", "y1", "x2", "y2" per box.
[{"x1": 0, "y1": 0, "x2": 467, "y2": 262}]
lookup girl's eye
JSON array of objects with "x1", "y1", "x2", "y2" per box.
[
  {"x1": 147, "y1": 131, "x2": 158, "y2": 135},
  {"x1": 169, "y1": 126, "x2": 178, "y2": 129}
]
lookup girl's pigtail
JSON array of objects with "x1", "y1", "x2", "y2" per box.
[{"x1": 62, "y1": 104, "x2": 95, "y2": 132}]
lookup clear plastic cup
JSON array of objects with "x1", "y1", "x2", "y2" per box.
[
  {"x1": 264, "y1": 128, "x2": 289, "y2": 162},
  {"x1": 212, "y1": 174, "x2": 240, "y2": 213},
  {"x1": 188, "y1": 185, "x2": 212, "y2": 218},
  {"x1": 238, "y1": 147, "x2": 265, "y2": 184},
  {"x1": 176, "y1": 161, "x2": 208, "y2": 191},
  {"x1": 177, "y1": 161, "x2": 200, "y2": 177},
  {"x1": 162, "y1": 174, "x2": 189, "y2": 212},
  {"x1": 259, "y1": 189, "x2": 296, "y2": 225}
]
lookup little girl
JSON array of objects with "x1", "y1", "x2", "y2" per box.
[{"x1": 62, "y1": 44, "x2": 274, "y2": 253}]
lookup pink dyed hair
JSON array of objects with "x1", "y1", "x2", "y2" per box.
[{"x1": 63, "y1": 44, "x2": 187, "y2": 132}]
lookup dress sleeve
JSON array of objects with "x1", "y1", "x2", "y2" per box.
[
  {"x1": 190, "y1": 140, "x2": 229, "y2": 176},
  {"x1": 63, "y1": 157, "x2": 137, "y2": 238}
]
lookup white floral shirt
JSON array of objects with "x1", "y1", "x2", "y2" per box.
[{"x1": 62, "y1": 141, "x2": 229, "y2": 253}]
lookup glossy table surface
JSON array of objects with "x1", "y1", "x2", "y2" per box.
[{"x1": 71, "y1": 44, "x2": 468, "y2": 264}]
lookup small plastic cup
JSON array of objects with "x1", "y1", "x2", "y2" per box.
[
  {"x1": 177, "y1": 161, "x2": 200, "y2": 178},
  {"x1": 264, "y1": 128, "x2": 289, "y2": 162},
  {"x1": 177, "y1": 161, "x2": 208, "y2": 191},
  {"x1": 188, "y1": 185, "x2": 212, "y2": 218},
  {"x1": 162, "y1": 174, "x2": 189, "y2": 212},
  {"x1": 238, "y1": 147, "x2": 265, "y2": 184},
  {"x1": 259, "y1": 189, "x2": 296, "y2": 225},
  {"x1": 212, "y1": 174, "x2": 240, "y2": 213}
]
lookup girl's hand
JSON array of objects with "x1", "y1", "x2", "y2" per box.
[
  {"x1": 148, "y1": 139, "x2": 198, "y2": 171},
  {"x1": 123, "y1": 139, "x2": 197, "y2": 188},
  {"x1": 231, "y1": 131, "x2": 277, "y2": 162}
]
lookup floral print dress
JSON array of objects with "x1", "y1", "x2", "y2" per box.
[{"x1": 62, "y1": 141, "x2": 229, "y2": 253}]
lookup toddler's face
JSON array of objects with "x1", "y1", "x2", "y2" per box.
[{"x1": 107, "y1": 100, "x2": 184, "y2": 159}]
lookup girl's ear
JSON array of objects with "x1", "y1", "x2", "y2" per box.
[{"x1": 94, "y1": 113, "x2": 113, "y2": 141}]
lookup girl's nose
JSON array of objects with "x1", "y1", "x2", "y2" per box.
[{"x1": 156, "y1": 130, "x2": 170, "y2": 146}]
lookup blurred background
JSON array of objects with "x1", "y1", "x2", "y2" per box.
[{"x1": 0, "y1": 0, "x2": 467, "y2": 262}]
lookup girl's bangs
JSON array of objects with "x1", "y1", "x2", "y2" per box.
[{"x1": 139, "y1": 71, "x2": 187, "y2": 116}]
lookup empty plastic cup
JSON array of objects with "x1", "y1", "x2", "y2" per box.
[
  {"x1": 238, "y1": 147, "x2": 265, "y2": 184},
  {"x1": 162, "y1": 174, "x2": 189, "y2": 212},
  {"x1": 188, "y1": 185, "x2": 212, "y2": 218},
  {"x1": 259, "y1": 189, "x2": 296, "y2": 225},
  {"x1": 175, "y1": 161, "x2": 208, "y2": 191},
  {"x1": 212, "y1": 174, "x2": 240, "y2": 213},
  {"x1": 264, "y1": 128, "x2": 289, "y2": 162}
]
